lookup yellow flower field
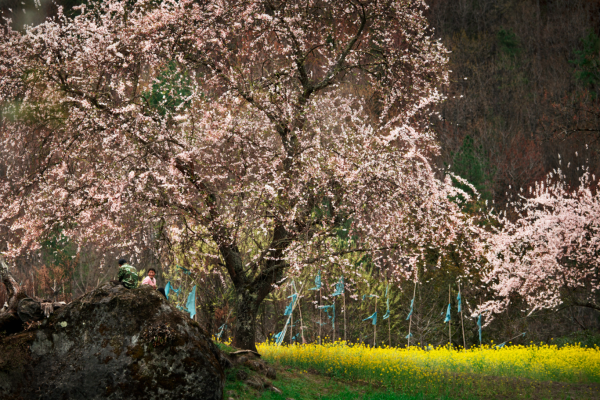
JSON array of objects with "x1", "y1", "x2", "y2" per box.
[{"x1": 257, "y1": 341, "x2": 600, "y2": 390}]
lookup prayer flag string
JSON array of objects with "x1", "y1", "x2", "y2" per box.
[{"x1": 284, "y1": 293, "x2": 297, "y2": 316}]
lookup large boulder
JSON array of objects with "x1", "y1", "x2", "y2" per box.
[{"x1": 0, "y1": 282, "x2": 224, "y2": 400}]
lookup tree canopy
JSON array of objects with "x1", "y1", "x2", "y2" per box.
[{"x1": 0, "y1": 0, "x2": 486, "y2": 350}]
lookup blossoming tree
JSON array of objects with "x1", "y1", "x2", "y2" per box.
[
  {"x1": 481, "y1": 169, "x2": 600, "y2": 319},
  {"x1": 0, "y1": 0, "x2": 476, "y2": 350}
]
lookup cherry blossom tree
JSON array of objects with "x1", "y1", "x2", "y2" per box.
[
  {"x1": 0, "y1": 0, "x2": 477, "y2": 350},
  {"x1": 480, "y1": 168, "x2": 600, "y2": 320}
]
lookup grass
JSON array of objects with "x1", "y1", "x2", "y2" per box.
[
  {"x1": 215, "y1": 340, "x2": 237, "y2": 354},
  {"x1": 223, "y1": 341, "x2": 600, "y2": 400},
  {"x1": 224, "y1": 364, "x2": 454, "y2": 400}
]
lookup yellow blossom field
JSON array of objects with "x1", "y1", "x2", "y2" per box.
[{"x1": 257, "y1": 341, "x2": 600, "y2": 393}]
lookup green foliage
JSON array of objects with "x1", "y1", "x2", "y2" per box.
[
  {"x1": 551, "y1": 330, "x2": 600, "y2": 348},
  {"x1": 450, "y1": 135, "x2": 493, "y2": 202},
  {"x1": 41, "y1": 229, "x2": 76, "y2": 268},
  {"x1": 496, "y1": 28, "x2": 520, "y2": 58},
  {"x1": 571, "y1": 31, "x2": 600, "y2": 96},
  {"x1": 214, "y1": 340, "x2": 236, "y2": 354},
  {"x1": 143, "y1": 61, "x2": 193, "y2": 116}
]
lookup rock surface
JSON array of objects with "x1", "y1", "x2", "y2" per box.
[{"x1": 0, "y1": 282, "x2": 224, "y2": 400}]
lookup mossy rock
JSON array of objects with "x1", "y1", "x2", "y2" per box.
[{"x1": 0, "y1": 283, "x2": 224, "y2": 400}]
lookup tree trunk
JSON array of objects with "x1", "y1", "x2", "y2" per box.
[
  {"x1": 232, "y1": 288, "x2": 260, "y2": 352},
  {"x1": 220, "y1": 224, "x2": 289, "y2": 351}
]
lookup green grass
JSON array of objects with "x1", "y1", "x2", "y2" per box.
[
  {"x1": 224, "y1": 360, "x2": 600, "y2": 400},
  {"x1": 224, "y1": 365, "x2": 456, "y2": 400},
  {"x1": 215, "y1": 340, "x2": 236, "y2": 354}
]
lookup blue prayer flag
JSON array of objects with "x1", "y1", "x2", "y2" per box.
[
  {"x1": 164, "y1": 282, "x2": 181, "y2": 300},
  {"x1": 186, "y1": 285, "x2": 197, "y2": 319},
  {"x1": 319, "y1": 304, "x2": 335, "y2": 327},
  {"x1": 457, "y1": 291, "x2": 462, "y2": 313},
  {"x1": 331, "y1": 302, "x2": 335, "y2": 326},
  {"x1": 309, "y1": 271, "x2": 322, "y2": 291},
  {"x1": 216, "y1": 324, "x2": 227, "y2": 340},
  {"x1": 177, "y1": 265, "x2": 191, "y2": 275},
  {"x1": 477, "y1": 314, "x2": 482, "y2": 344},
  {"x1": 165, "y1": 282, "x2": 172, "y2": 299},
  {"x1": 383, "y1": 285, "x2": 390, "y2": 319},
  {"x1": 363, "y1": 312, "x2": 377, "y2": 325},
  {"x1": 444, "y1": 303, "x2": 451, "y2": 323},
  {"x1": 405, "y1": 332, "x2": 413, "y2": 339},
  {"x1": 332, "y1": 276, "x2": 344, "y2": 296},
  {"x1": 406, "y1": 298, "x2": 414, "y2": 320}
]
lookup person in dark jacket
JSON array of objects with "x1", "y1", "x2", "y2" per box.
[{"x1": 117, "y1": 259, "x2": 138, "y2": 289}]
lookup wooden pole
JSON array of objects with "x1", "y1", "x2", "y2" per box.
[
  {"x1": 408, "y1": 278, "x2": 417, "y2": 347},
  {"x1": 319, "y1": 286, "x2": 322, "y2": 345},
  {"x1": 333, "y1": 298, "x2": 336, "y2": 342},
  {"x1": 459, "y1": 283, "x2": 466, "y2": 350},
  {"x1": 290, "y1": 284, "x2": 294, "y2": 344},
  {"x1": 297, "y1": 284, "x2": 306, "y2": 344},
  {"x1": 479, "y1": 298, "x2": 482, "y2": 348},
  {"x1": 448, "y1": 284, "x2": 451, "y2": 346},
  {"x1": 374, "y1": 296, "x2": 377, "y2": 347},
  {"x1": 388, "y1": 311, "x2": 391, "y2": 347},
  {"x1": 343, "y1": 289, "x2": 347, "y2": 343},
  {"x1": 387, "y1": 284, "x2": 391, "y2": 347}
]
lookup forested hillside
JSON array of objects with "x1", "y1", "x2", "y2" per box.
[
  {"x1": 1, "y1": 0, "x2": 598, "y2": 347},
  {"x1": 430, "y1": 0, "x2": 600, "y2": 204}
]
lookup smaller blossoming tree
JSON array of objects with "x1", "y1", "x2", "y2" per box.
[{"x1": 480, "y1": 169, "x2": 600, "y2": 319}]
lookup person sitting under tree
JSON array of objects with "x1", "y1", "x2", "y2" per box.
[
  {"x1": 117, "y1": 259, "x2": 138, "y2": 289},
  {"x1": 141, "y1": 268, "x2": 157, "y2": 288},
  {"x1": 141, "y1": 267, "x2": 167, "y2": 298}
]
